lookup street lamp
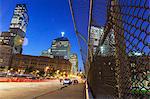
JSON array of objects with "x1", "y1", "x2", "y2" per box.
[
  {"x1": 45, "y1": 66, "x2": 49, "y2": 72},
  {"x1": 44, "y1": 67, "x2": 50, "y2": 76}
]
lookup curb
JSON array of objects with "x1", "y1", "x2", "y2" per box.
[{"x1": 85, "y1": 81, "x2": 94, "y2": 99}]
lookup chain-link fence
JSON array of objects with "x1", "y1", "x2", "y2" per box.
[
  {"x1": 104, "y1": 0, "x2": 149, "y2": 98},
  {"x1": 69, "y1": 0, "x2": 149, "y2": 98}
]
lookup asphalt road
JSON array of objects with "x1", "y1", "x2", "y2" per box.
[
  {"x1": 0, "y1": 81, "x2": 85, "y2": 99},
  {"x1": 0, "y1": 80, "x2": 62, "y2": 99},
  {"x1": 35, "y1": 83, "x2": 85, "y2": 99}
]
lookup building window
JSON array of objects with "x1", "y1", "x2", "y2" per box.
[{"x1": 0, "y1": 58, "x2": 3, "y2": 63}]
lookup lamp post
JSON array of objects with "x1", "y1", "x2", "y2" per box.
[{"x1": 44, "y1": 66, "x2": 49, "y2": 76}]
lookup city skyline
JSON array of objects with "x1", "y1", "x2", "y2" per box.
[
  {"x1": 0, "y1": 0, "x2": 84, "y2": 71},
  {"x1": 0, "y1": 0, "x2": 149, "y2": 99}
]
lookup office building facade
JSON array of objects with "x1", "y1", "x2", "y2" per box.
[
  {"x1": 51, "y1": 37, "x2": 70, "y2": 59},
  {"x1": 90, "y1": 26, "x2": 104, "y2": 55},
  {"x1": 9, "y1": 4, "x2": 29, "y2": 54},
  {"x1": 69, "y1": 53, "x2": 78, "y2": 74},
  {"x1": 0, "y1": 4, "x2": 28, "y2": 69},
  {"x1": 90, "y1": 26, "x2": 115, "y2": 56},
  {"x1": 10, "y1": 4, "x2": 28, "y2": 33},
  {"x1": 41, "y1": 48, "x2": 54, "y2": 58}
]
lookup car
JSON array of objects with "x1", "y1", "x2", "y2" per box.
[{"x1": 63, "y1": 78, "x2": 72, "y2": 85}]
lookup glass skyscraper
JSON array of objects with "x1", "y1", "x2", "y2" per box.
[
  {"x1": 9, "y1": 4, "x2": 29, "y2": 54},
  {"x1": 51, "y1": 37, "x2": 70, "y2": 59},
  {"x1": 0, "y1": 4, "x2": 29, "y2": 53},
  {"x1": 0, "y1": 4, "x2": 29, "y2": 69},
  {"x1": 10, "y1": 4, "x2": 29, "y2": 33},
  {"x1": 90, "y1": 26, "x2": 115, "y2": 56}
]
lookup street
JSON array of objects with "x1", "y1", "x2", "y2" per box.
[
  {"x1": 35, "y1": 84, "x2": 85, "y2": 99},
  {"x1": 0, "y1": 80, "x2": 85, "y2": 99}
]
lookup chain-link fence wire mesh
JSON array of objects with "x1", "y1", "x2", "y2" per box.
[
  {"x1": 104, "y1": 0, "x2": 149, "y2": 98},
  {"x1": 69, "y1": 0, "x2": 149, "y2": 98}
]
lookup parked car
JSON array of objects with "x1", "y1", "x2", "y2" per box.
[{"x1": 63, "y1": 78, "x2": 72, "y2": 85}]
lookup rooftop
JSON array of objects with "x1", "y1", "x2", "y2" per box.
[{"x1": 54, "y1": 37, "x2": 69, "y2": 41}]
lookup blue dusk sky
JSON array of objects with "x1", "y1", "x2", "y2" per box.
[{"x1": 0, "y1": 0, "x2": 84, "y2": 71}]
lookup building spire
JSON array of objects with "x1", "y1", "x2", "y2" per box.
[{"x1": 61, "y1": 32, "x2": 65, "y2": 37}]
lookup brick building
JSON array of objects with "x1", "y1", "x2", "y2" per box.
[{"x1": 11, "y1": 54, "x2": 71, "y2": 74}]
